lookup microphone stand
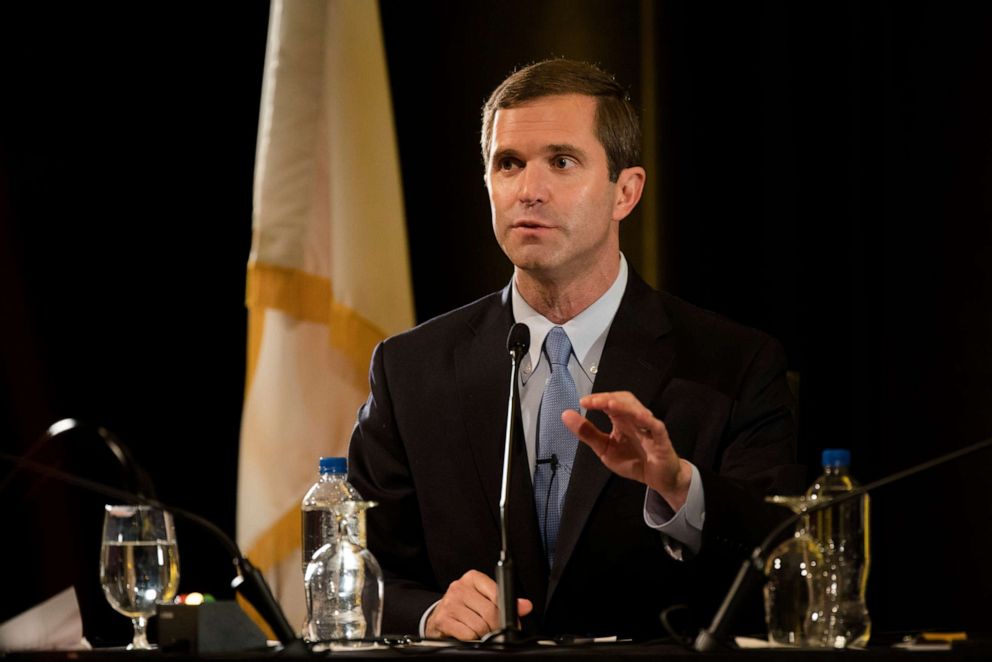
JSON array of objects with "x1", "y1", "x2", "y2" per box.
[
  {"x1": 694, "y1": 435, "x2": 992, "y2": 652},
  {"x1": 0, "y1": 451, "x2": 301, "y2": 649},
  {"x1": 493, "y1": 323, "x2": 530, "y2": 643},
  {"x1": 0, "y1": 418, "x2": 157, "y2": 500}
]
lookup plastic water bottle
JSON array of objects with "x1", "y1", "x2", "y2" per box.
[
  {"x1": 805, "y1": 449, "x2": 871, "y2": 648},
  {"x1": 301, "y1": 457, "x2": 363, "y2": 575},
  {"x1": 304, "y1": 501, "x2": 383, "y2": 644}
]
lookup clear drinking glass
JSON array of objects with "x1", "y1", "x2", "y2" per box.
[
  {"x1": 763, "y1": 495, "x2": 827, "y2": 647},
  {"x1": 303, "y1": 500, "x2": 383, "y2": 646},
  {"x1": 100, "y1": 505, "x2": 180, "y2": 649}
]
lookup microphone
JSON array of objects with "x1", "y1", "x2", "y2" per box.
[
  {"x1": 493, "y1": 322, "x2": 530, "y2": 642},
  {"x1": 0, "y1": 447, "x2": 301, "y2": 649},
  {"x1": 507, "y1": 322, "x2": 530, "y2": 358},
  {"x1": 536, "y1": 454, "x2": 559, "y2": 471},
  {"x1": 693, "y1": 434, "x2": 992, "y2": 652}
]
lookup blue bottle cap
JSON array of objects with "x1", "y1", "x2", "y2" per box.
[
  {"x1": 319, "y1": 457, "x2": 347, "y2": 475},
  {"x1": 822, "y1": 448, "x2": 851, "y2": 468}
]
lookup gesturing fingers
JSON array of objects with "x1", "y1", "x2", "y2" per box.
[
  {"x1": 562, "y1": 391, "x2": 672, "y2": 462},
  {"x1": 564, "y1": 391, "x2": 690, "y2": 507},
  {"x1": 581, "y1": 391, "x2": 670, "y2": 442},
  {"x1": 561, "y1": 409, "x2": 612, "y2": 456}
]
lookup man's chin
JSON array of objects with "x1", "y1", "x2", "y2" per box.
[
  {"x1": 509, "y1": 255, "x2": 557, "y2": 278},
  {"x1": 512, "y1": 262, "x2": 575, "y2": 290},
  {"x1": 502, "y1": 245, "x2": 556, "y2": 273}
]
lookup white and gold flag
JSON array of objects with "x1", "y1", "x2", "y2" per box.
[{"x1": 238, "y1": 0, "x2": 414, "y2": 629}]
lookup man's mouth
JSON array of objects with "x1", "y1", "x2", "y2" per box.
[{"x1": 512, "y1": 220, "x2": 553, "y2": 230}]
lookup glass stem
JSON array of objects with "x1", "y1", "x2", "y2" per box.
[{"x1": 130, "y1": 615, "x2": 152, "y2": 650}]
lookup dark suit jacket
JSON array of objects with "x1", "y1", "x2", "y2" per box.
[{"x1": 348, "y1": 271, "x2": 803, "y2": 639}]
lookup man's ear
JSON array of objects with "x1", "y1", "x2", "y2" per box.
[{"x1": 612, "y1": 166, "x2": 646, "y2": 222}]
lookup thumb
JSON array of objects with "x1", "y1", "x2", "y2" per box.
[{"x1": 517, "y1": 598, "x2": 534, "y2": 617}]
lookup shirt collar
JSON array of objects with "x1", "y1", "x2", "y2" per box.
[{"x1": 511, "y1": 254, "x2": 628, "y2": 371}]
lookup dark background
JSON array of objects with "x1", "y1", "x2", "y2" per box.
[{"x1": 2, "y1": 0, "x2": 990, "y2": 645}]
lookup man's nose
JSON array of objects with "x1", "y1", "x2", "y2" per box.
[{"x1": 517, "y1": 164, "x2": 549, "y2": 206}]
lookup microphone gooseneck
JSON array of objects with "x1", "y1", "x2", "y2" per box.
[
  {"x1": 0, "y1": 418, "x2": 157, "y2": 500},
  {"x1": 493, "y1": 323, "x2": 530, "y2": 642}
]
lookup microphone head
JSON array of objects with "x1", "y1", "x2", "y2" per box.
[{"x1": 507, "y1": 323, "x2": 530, "y2": 358}]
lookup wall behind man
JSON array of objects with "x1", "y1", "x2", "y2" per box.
[{"x1": 1, "y1": 0, "x2": 989, "y2": 644}]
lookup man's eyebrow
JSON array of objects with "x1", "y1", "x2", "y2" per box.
[
  {"x1": 545, "y1": 143, "x2": 587, "y2": 159},
  {"x1": 490, "y1": 147, "x2": 522, "y2": 163},
  {"x1": 490, "y1": 144, "x2": 588, "y2": 164}
]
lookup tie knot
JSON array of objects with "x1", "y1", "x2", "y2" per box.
[{"x1": 544, "y1": 327, "x2": 572, "y2": 367}]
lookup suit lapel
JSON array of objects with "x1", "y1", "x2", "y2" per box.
[
  {"x1": 453, "y1": 292, "x2": 511, "y2": 530},
  {"x1": 547, "y1": 272, "x2": 675, "y2": 607}
]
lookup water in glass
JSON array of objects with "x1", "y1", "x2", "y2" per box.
[{"x1": 100, "y1": 505, "x2": 180, "y2": 649}]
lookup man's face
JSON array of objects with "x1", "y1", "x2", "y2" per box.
[{"x1": 486, "y1": 94, "x2": 628, "y2": 284}]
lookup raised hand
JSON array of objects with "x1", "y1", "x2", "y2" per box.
[{"x1": 562, "y1": 391, "x2": 692, "y2": 510}]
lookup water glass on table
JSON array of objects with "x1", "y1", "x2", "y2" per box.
[{"x1": 100, "y1": 505, "x2": 180, "y2": 649}]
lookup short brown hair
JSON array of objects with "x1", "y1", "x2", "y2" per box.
[{"x1": 481, "y1": 59, "x2": 641, "y2": 182}]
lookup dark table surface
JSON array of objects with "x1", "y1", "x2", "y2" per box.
[{"x1": 5, "y1": 638, "x2": 992, "y2": 662}]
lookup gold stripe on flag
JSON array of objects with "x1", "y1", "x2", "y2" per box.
[{"x1": 245, "y1": 263, "x2": 387, "y2": 394}]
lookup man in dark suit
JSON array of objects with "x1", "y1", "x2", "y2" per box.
[{"x1": 348, "y1": 59, "x2": 800, "y2": 640}]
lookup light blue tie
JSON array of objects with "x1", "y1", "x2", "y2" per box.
[{"x1": 533, "y1": 326, "x2": 580, "y2": 569}]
